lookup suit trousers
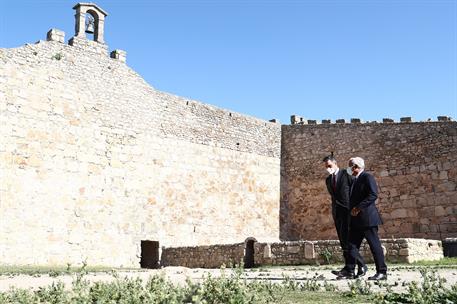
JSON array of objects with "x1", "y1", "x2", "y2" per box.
[
  {"x1": 333, "y1": 205, "x2": 363, "y2": 270},
  {"x1": 347, "y1": 226, "x2": 387, "y2": 274}
]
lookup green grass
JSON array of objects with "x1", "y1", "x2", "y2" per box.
[
  {"x1": 2, "y1": 257, "x2": 456, "y2": 278},
  {"x1": 283, "y1": 291, "x2": 372, "y2": 303},
  {"x1": 1, "y1": 266, "x2": 456, "y2": 303},
  {"x1": 410, "y1": 257, "x2": 457, "y2": 266},
  {"x1": 254, "y1": 257, "x2": 457, "y2": 272},
  {"x1": 0, "y1": 264, "x2": 142, "y2": 276}
]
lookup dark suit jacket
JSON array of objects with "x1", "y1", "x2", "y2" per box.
[
  {"x1": 350, "y1": 171, "x2": 383, "y2": 227},
  {"x1": 325, "y1": 169, "x2": 353, "y2": 210}
]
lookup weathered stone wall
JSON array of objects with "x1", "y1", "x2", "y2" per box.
[
  {"x1": 0, "y1": 36, "x2": 281, "y2": 267},
  {"x1": 1, "y1": 21, "x2": 455, "y2": 269},
  {"x1": 162, "y1": 243, "x2": 245, "y2": 268},
  {"x1": 254, "y1": 239, "x2": 443, "y2": 265},
  {"x1": 280, "y1": 122, "x2": 457, "y2": 241},
  {"x1": 161, "y1": 238, "x2": 443, "y2": 268}
]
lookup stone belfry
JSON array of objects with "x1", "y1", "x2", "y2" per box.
[
  {"x1": 64, "y1": 3, "x2": 126, "y2": 61},
  {"x1": 68, "y1": 2, "x2": 109, "y2": 56},
  {"x1": 73, "y1": 2, "x2": 108, "y2": 43}
]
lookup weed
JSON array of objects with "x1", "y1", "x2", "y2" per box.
[
  {"x1": 323, "y1": 280, "x2": 339, "y2": 292},
  {"x1": 52, "y1": 53, "x2": 63, "y2": 60},
  {"x1": 346, "y1": 278, "x2": 373, "y2": 297},
  {"x1": 320, "y1": 248, "x2": 334, "y2": 265},
  {"x1": 374, "y1": 268, "x2": 457, "y2": 304},
  {"x1": 1, "y1": 265, "x2": 456, "y2": 303}
]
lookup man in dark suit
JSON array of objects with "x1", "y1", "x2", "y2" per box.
[
  {"x1": 345, "y1": 157, "x2": 388, "y2": 281},
  {"x1": 323, "y1": 155, "x2": 366, "y2": 279}
]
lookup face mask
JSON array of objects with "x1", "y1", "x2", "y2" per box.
[
  {"x1": 346, "y1": 167, "x2": 353, "y2": 176},
  {"x1": 326, "y1": 167, "x2": 335, "y2": 175}
]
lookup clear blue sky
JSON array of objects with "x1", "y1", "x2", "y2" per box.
[{"x1": 1, "y1": 0, "x2": 456, "y2": 123}]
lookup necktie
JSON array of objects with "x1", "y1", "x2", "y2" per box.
[
  {"x1": 332, "y1": 174, "x2": 336, "y2": 192},
  {"x1": 350, "y1": 177, "x2": 357, "y2": 195}
]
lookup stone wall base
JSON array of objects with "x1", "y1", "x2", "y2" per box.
[{"x1": 161, "y1": 238, "x2": 443, "y2": 268}]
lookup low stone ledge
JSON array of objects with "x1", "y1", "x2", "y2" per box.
[{"x1": 160, "y1": 238, "x2": 443, "y2": 268}]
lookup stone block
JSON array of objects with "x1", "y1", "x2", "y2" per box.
[
  {"x1": 335, "y1": 119, "x2": 345, "y2": 123},
  {"x1": 383, "y1": 118, "x2": 394, "y2": 123},
  {"x1": 110, "y1": 49, "x2": 127, "y2": 63},
  {"x1": 435, "y1": 206, "x2": 446, "y2": 217},
  {"x1": 391, "y1": 208, "x2": 408, "y2": 218},
  {"x1": 437, "y1": 116, "x2": 450, "y2": 122},
  {"x1": 379, "y1": 170, "x2": 389, "y2": 177},
  {"x1": 290, "y1": 115, "x2": 302, "y2": 124},
  {"x1": 304, "y1": 242, "x2": 315, "y2": 259},
  {"x1": 400, "y1": 117, "x2": 412, "y2": 122},
  {"x1": 263, "y1": 244, "x2": 272, "y2": 258},
  {"x1": 286, "y1": 245, "x2": 300, "y2": 254},
  {"x1": 46, "y1": 29, "x2": 65, "y2": 43},
  {"x1": 439, "y1": 171, "x2": 448, "y2": 180},
  {"x1": 399, "y1": 248, "x2": 409, "y2": 256}
]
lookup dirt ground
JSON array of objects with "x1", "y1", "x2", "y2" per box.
[{"x1": 1, "y1": 264, "x2": 456, "y2": 293}]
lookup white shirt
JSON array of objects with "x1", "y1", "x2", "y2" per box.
[
  {"x1": 333, "y1": 168, "x2": 340, "y2": 183},
  {"x1": 355, "y1": 169, "x2": 364, "y2": 178}
]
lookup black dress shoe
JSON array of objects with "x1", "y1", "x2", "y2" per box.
[
  {"x1": 356, "y1": 265, "x2": 368, "y2": 278},
  {"x1": 337, "y1": 269, "x2": 355, "y2": 280},
  {"x1": 368, "y1": 273, "x2": 387, "y2": 281},
  {"x1": 331, "y1": 269, "x2": 344, "y2": 276}
]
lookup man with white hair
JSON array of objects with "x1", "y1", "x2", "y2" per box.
[
  {"x1": 322, "y1": 155, "x2": 366, "y2": 279},
  {"x1": 344, "y1": 157, "x2": 388, "y2": 281}
]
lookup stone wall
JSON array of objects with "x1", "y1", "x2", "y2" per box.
[
  {"x1": 280, "y1": 121, "x2": 457, "y2": 241},
  {"x1": 1, "y1": 20, "x2": 455, "y2": 269},
  {"x1": 162, "y1": 243, "x2": 245, "y2": 268},
  {"x1": 161, "y1": 238, "x2": 443, "y2": 268},
  {"x1": 255, "y1": 239, "x2": 442, "y2": 265},
  {"x1": 0, "y1": 34, "x2": 281, "y2": 267}
]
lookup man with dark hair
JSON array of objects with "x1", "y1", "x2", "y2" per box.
[
  {"x1": 345, "y1": 157, "x2": 387, "y2": 281},
  {"x1": 323, "y1": 155, "x2": 366, "y2": 279}
]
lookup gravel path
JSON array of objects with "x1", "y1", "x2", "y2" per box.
[{"x1": 1, "y1": 265, "x2": 456, "y2": 293}]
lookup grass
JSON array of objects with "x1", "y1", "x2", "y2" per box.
[
  {"x1": 254, "y1": 257, "x2": 457, "y2": 272},
  {"x1": 0, "y1": 264, "x2": 142, "y2": 277},
  {"x1": 410, "y1": 257, "x2": 457, "y2": 266},
  {"x1": 0, "y1": 259, "x2": 456, "y2": 303},
  {"x1": 1, "y1": 257, "x2": 455, "y2": 278},
  {"x1": 0, "y1": 264, "x2": 456, "y2": 303},
  {"x1": 283, "y1": 291, "x2": 372, "y2": 303}
]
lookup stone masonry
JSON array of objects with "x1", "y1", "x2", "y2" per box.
[
  {"x1": 0, "y1": 3, "x2": 455, "y2": 268},
  {"x1": 162, "y1": 238, "x2": 443, "y2": 268},
  {"x1": 0, "y1": 22, "x2": 281, "y2": 267},
  {"x1": 281, "y1": 122, "x2": 457, "y2": 241}
]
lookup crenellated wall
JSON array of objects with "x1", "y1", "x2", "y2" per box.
[
  {"x1": 280, "y1": 120, "x2": 457, "y2": 241},
  {"x1": 0, "y1": 8, "x2": 455, "y2": 269},
  {"x1": 0, "y1": 31, "x2": 281, "y2": 267}
]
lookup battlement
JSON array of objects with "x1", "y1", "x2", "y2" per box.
[
  {"x1": 289, "y1": 115, "x2": 454, "y2": 125},
  {"x1": 1, "y1": 2, "x2": 455, "y2": 268}
]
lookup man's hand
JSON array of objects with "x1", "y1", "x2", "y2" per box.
[{"x1": 351, "y1": 207, "x2": 361, "y2": 216}]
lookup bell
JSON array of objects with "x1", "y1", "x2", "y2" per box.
[
  {"x1": 85, "y1": 16, "x2": 95, "y2": 34},
  {"x1": 85, "y1": 21, "x2": 94, "y2": 34}
]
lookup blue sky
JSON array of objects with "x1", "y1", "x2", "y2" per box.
[{"x1": 1, "y1": 0, "x2": 456, "y2": 123}]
